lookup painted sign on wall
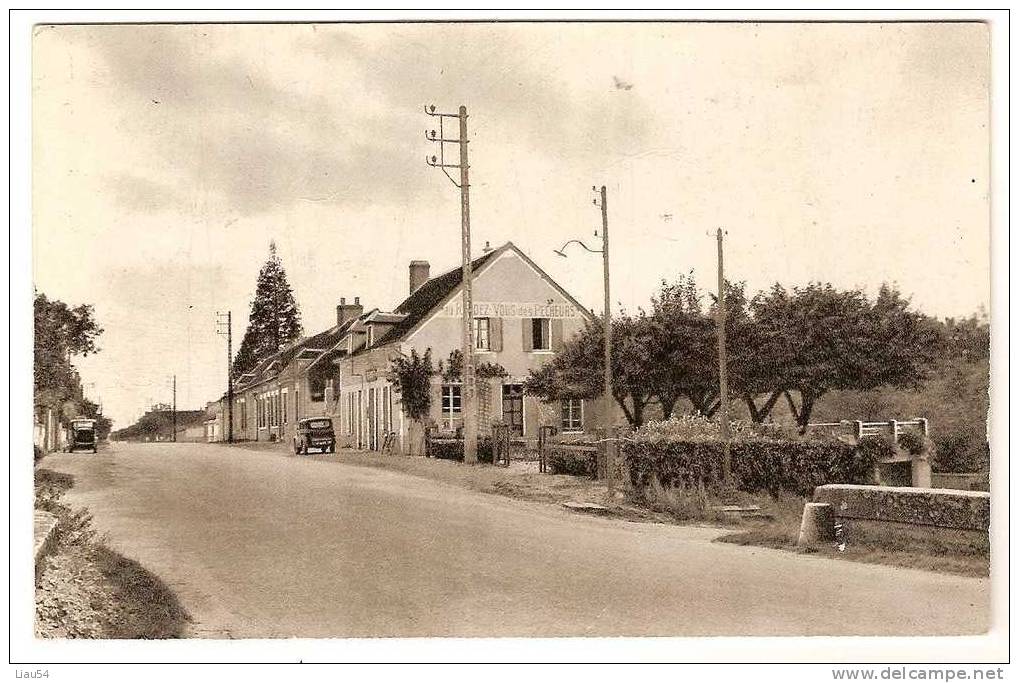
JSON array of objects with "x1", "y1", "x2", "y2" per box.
[{"x1": 437, "y1": 301, "x2": 581, "y2": 319}]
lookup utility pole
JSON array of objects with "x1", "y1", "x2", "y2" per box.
[
  {"x1": 552, "y1": 185, "x2": 614, "y2": 493},
  {"x1": 216, "y1": 311, "x2": 234, "y2": 443},
  {"x1": 425, "y1": 104, "x2": 478, "y2": 464},
  {"x1": 716, "y1": 228, "x2": 732, "y2": 483},
  {"x1": 172, "y1": 374, "x2": 177, "y2": 443},
  {"x1": 596, "y1": 186, "x2": 614, "y2": 494}
]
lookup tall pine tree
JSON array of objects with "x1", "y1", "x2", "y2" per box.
[{"x1": 233, "y1": 241, "x2": 304, "y2": 377}]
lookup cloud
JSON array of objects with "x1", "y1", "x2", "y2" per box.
[{"x1": 86, "y1": 26, "x2": 432, "y2": 216}]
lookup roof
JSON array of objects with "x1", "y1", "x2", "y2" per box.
[
  {"x1": 373, "y1": 247, "x2": 502, "y2": 346},
  {"x1": 235, "y1": 316, "x2": 361, "y2": 392}
]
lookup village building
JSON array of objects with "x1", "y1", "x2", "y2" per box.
[
  {"x1": 216, "y1": 241, "x2": 605, "y2": 454},
  {"x1": 222, "y1": 317, "x2": 357, "y2": 445},
  {"x1": 325, "y1": 241, "x2": 601, "y2": 453}
]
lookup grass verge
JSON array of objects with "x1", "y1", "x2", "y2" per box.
[{"x1": 34, "y1": 467, "x2": 191, "y2": 638}]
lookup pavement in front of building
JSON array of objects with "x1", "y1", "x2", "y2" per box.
[{"x1": 41, "y1": 442, "x2": 990, "y2": 638}]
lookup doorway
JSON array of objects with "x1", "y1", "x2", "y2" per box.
[{"x1": 502, "y1": 384, "x2": 524, "y2": 436}]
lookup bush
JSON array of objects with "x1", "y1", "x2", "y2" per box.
[
  {"x1": 623, "y1": 434, "x2": 874, "y2": 498},
  {"x1": 34, "y1": 445, "x2": 44, "y2": 463},
  {"x1": 546, "y1": 444, "x2": 597, "y2": 477},
  {"x1": 429, "y1": 436, "x2": 494, "y2": 464},
  {"x1": 932, "y1": 433, "x2": 987, "y2": 473},
  {"x1": 856, "y1": 434, "x2": 897, "y2": 462},
  {"x1": 896, "y1": 431, "x2": 928, "y2": 457}
]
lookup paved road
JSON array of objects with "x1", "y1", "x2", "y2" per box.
[{"x1": 42, "y1": 442, "x2": 989, "y2": 638}]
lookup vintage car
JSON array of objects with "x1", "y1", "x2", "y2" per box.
[
  {"x1": 67, "y1": 418, "x2": 98, "y2": 453},
  {"x1": 293, "y1": 417, "x2": 335, "y2": 455}
]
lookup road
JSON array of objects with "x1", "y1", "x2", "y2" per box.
[{"x1": 42, "y1": 442, "x2": 989, "y2": 638}]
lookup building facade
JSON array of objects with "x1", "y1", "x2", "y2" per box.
[
  {"x1": 327, "y1": 242, "x2": 603, "y2": 453},
  {"x1": 221, "y1": 242, "x2": 608, "y2": 454}
]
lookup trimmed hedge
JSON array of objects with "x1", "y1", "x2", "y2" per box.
[
  {"x1": 546, "y1": 443, "x2": 598, "y2": 477},
  {"x1": 623, "y1": 436, "x2": 876, "y2": 497},
  {"x1": 429, "y1": 436, "x2": 494, "y2": 464}
]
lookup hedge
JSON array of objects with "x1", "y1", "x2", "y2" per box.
[
  {"x1": 545, "y1": 443, "x2": 598, "y2": 477},
  {"x1": 622, "y1": 436, "x2": 876, "y2": 497},
  {"x1": 429, "y1": 436, "x2": 494, "y2": 464}
]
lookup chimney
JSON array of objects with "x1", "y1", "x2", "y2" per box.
[
  {"x1": 336, "y1": 296, "x2": 363, "y2": 327},
  {"x1": 409, "y1": 260, "x2": 430, "y2": 295}
]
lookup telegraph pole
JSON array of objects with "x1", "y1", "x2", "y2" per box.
[
  {"x1": 172, "y1": 374, "x2": 178, "y2": 443},
  {"x1": 552, "y1": 186, "x2": 615, "y2": 492},
  {"x1": 217, "y1": 311, "x2": 234, "y2": 443},
  {"x1": 596, "y1": 186, "x2": 614, "y2": 494},
  {"x1": 716, "y1": 228, "x2": 732, "y2": 482},
  {"x1": 425, "y1": 104, "x2": 478, "y2": 464}
]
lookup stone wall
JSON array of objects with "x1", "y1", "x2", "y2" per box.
[{"x1": 813, "y1": 484, "x2": 989, "y2": 531}]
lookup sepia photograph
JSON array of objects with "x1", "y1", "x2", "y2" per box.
[{"x1": 13, "y1": 10, "x2": 1008, "y2": 671}]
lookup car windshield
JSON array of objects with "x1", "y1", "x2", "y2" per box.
[
  {"x1": 75, "y1": 429, "x2": 95, "y2": 440},
  {"x1": 306, "y1": 419, "x2": 331, "y2": 430}
]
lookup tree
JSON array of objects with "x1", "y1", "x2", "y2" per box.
[
  {"x1": 233, "y1": 241, "x2": 303, "y2": 377},
  {"x1": 388, "y1": 349, "x2": 434, "y2": 421},
  {"x1": 749, "y1": 283, "x2": 943, "y2": 431},
  {"x1": 645, "y1": 273, "x2": 717, "y2": 419},
  {"x1": 34, "y1": 292, "x2": 103, "y2": 403},
  {"x1": 524, "y1": 313, "x2": 660, "y2": 429}
]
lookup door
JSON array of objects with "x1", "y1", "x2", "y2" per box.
[
  {"x1": 368, "y1": 387, "x2": 378, "y2": 450},
  {"x1": 356, "y1": 389, "x2": 363, "y2": 449},
  {"x1": 502, "y1": 384, "x2": 524, "y2": 436}
]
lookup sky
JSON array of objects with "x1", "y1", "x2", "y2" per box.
[{"x1": 31, "y1": 22, "x2": 990, "y2": 429}]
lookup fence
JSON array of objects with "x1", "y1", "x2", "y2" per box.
[{"x1": 806, "y1": 418, "x2": 929, "y2": 441}]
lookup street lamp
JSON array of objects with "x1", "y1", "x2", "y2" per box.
[{"x1": 554, "y1": 185, "x2": 615, "y2": 494}]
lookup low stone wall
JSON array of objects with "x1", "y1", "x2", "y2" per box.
[
  {"x1": 813, "y1": 484, "x2": 989, "y2": 531},
  {"x1": 34, "y1": 510, "x2": 59, "y2": 569},
  {"x1": 812, "y1": 484, "x2": 990, "y2": 555}
]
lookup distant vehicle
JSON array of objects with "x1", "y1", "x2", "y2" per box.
[
  {"x1": 67, "y1": 418, "x2": 98, "y2": 453},
  {"x1": 293, "y1": 417, "x2": 335, "y2": 455}
]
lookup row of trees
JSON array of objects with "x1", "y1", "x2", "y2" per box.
[
  {"x1": 525, "y1": 274, "x2": 948, "y2": 432},
  {"x1": 33, "y1": 292, "x2": 111, "y2": 441}
]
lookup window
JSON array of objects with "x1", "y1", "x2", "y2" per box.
[
  {"x1": 441, "y1": 384, "x2": 462, "y2": 432},
  {"x1": 531, "y1": 318, "x2": 551, "y2": 351},
  {"x1": 561, "y1": 398, "x2": 584, "y2": 432},
  {"x1": 474, "y1": 317, "x2": 491, "y2": 350},
  {"x1": 239, "y1": 399, "x2": 247, "y2": 430},
  {"x1": 282, "y1": 389, "x2": 288, "y2": 424}
]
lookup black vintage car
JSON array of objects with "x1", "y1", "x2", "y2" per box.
[
  {"x1": 67, "y1": 418, "x2": 98, "y2": 453},
  {"x1": 293, "y1": 417, "x2": 335, "y2": 455}
]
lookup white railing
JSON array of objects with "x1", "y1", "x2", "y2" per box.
[{"x1": 807, "y1": 418, "x2": 929, "y2": 441}]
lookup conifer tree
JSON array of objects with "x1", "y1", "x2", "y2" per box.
[{"x1": 233, "y1": 241, "x2": 303, "y2": 377}]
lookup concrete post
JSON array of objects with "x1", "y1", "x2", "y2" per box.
[
  {"x1": 797, "y1": 502, "x2": 836, "y2": 546},
  {"x1": 911, "y1": 453, "x2": 932, "y2": 488}
]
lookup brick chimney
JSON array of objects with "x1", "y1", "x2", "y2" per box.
[
  {"x1": 409, "y1": 260, "x2": 430, "y2": 295},
  {"x1": 336, "y1": 296, "x2": 363, "y2": 327}
]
